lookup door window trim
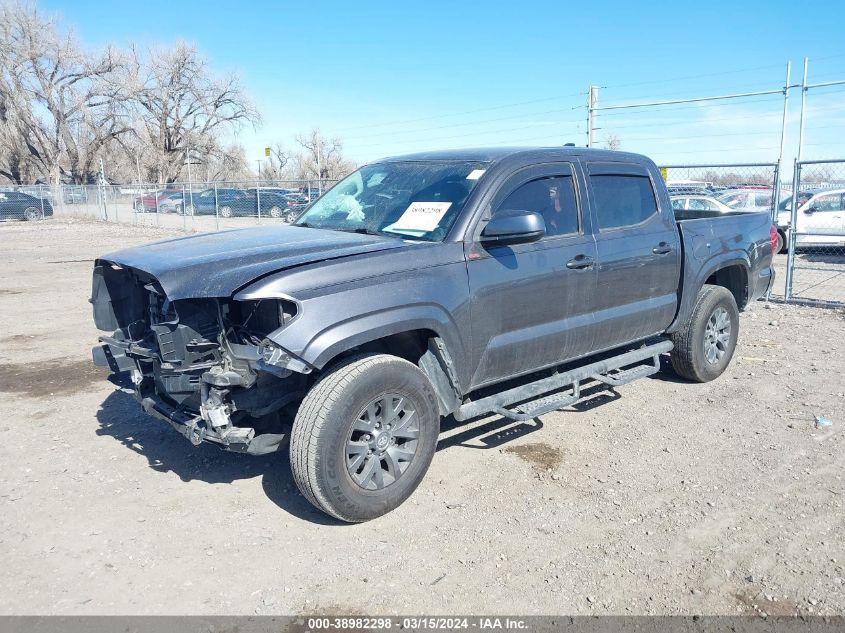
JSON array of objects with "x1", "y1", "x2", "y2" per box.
[
  {"x1": 469, "y1": 162, "x2": 585, "y2": 243},
  {"x1": 586, "y1": 162, "x2": 662, "y2": 234}
]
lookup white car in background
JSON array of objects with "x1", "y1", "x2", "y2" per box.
[
  {"x1": 717, "y1": 189, "x2": 780, "y2": 212},
  {"x1": 670, "y1": 195, "x2": 734, "y2": 213},
  {"x1": 775, "y1": 189, "x2": 845, "y2": 251}
]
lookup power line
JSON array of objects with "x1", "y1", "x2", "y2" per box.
[
  {"x1": 597, "y1": 95, "x2": 783, "y2": 118},
  {"x1": 352, "y1": 119, "x2": 583, "y2": 150},
  {"x1": 334, "y1": 90, "x2": 587, "y2": 134},
  {"x1": 600, "y1": 62, "x2": 786, "y2": 91},
  {"x1": 344, "y1": 105, "x2": 584, "y2": 142}
]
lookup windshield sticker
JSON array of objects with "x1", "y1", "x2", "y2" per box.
[
  {"x1": 391, "y1": 201, "x2": 452, "y2": 232},
  {"x1": 466, "y1": 169, "x2": 486, "y2": 180}
]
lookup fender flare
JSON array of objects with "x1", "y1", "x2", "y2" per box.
[
  {"x1": 289, "y1": 303, "x2": 467, "y2": 379},
  {"x1": 668, "y1": 252, "x2": 751, "y2": 333}
]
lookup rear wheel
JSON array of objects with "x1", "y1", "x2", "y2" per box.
[
  {"x1": 776, "y1": 230, "x2": 786, "y2": 254},
  {"x1": 290, "y1": 354, "x2": 440, "y2": 522},
  {"x1": 268, "y1": 205, "x2": 282, "y2": 218},
  {"x1": 23, "y1": 207, "x2": 42, "y2": 221},
  {"x1": 670, "y1": 284, "x2": 739, "y2": 382}
]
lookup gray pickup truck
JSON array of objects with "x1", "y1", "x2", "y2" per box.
[{"x1": 91, "y1": 147, "x2": 776, "y2": 521}]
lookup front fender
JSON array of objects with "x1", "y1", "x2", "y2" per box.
[{"x1": 291, "y1": 304, "x2": 465, "y2": 373}]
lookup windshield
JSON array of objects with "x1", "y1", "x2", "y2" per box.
[
  {"x1": 294, "y1": 160, "x2": 488, "y2": 241},
  {"x1": 778, "y1": 192, "x2": 813, "y2": 211}
]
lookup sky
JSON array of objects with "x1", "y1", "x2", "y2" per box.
[{"x1": 42, "y1": 0, "x2": 845, "y2": 170}]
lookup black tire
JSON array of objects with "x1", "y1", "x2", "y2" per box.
[
  {"x1": 290, "y1": 354, "x2": 440, "y2": 522},
  {"x1": 23, "y1": 207, "x2": 42, "y2": 221},
  {"x1": 670, "y1": 284, "x2": 739, "y2": 383},
  {"x1": 776, "y1": 230, "x2": 786, "y2": 254},
  {"x1": 219, "y1": 206, "x2": 233, "y2": 218}
]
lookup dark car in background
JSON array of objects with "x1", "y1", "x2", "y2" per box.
[
  {"x1": 181, "y1": 188, "x2": 296, "y2": 218},
  {"x1": 0, "y1": 191, "x2": 54, "y2": 221},
  {"x1": 182, "y1": 188, "x2": 249, "y2": 216}
]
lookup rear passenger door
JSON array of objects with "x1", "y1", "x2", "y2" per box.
[
  {"x1": 466, "y1": 163, "x2": 598, "y2": 388},
  {"x1": 587, "y1": 163, "x2": 681, "y2": 350}
]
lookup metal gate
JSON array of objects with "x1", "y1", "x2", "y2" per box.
[{"x1": 783, "y1": 159, "x2": 845, "y2": 307}]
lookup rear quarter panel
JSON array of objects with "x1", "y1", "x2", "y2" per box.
[{"x1": 668, "y1": 210, "x2": 774, "y2": 333}]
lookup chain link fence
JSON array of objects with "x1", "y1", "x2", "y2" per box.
[
  {"x1": 658, "y1": 163, "x2": 781, "y2": 217},
  {"x1": 782, "y1": 159, "x2": 845, "y2": 307},
  {"x1": 0, "y1": 179, "x2": 338, "y2": 231}
]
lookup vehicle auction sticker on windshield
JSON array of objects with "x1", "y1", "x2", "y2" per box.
[{"x1": 392, "y1": 201, "x2": 452, "y2": 232}]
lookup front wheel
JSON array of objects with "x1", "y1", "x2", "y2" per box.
[
  {"x1": 219, "y1": 205, "x2": 233, "y2": 218},
  {"x1": 23, "y1": 207, "x2": 43, "y2": 221},
  {"x1": 670, "y1": 284, "x2": 739, "y2": 382},
  {"x1": 290, "y1": 354, "x2": 441, "y2": 522}
]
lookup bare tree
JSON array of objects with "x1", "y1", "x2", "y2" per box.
[
  {"x1": 125, "y1": 42, "x2": 259, "y2": 183},
  {"x1": 0, "y1": 1, "x2": 132, "y2": 184},
  {"x1": 294, "y1": 128, "x2": 356, "y2": 180},
  {"x1": 258, "y1": 143, "x2": 292, "y2": 181},
  {"x1": 603, "y1": 134, "x2": 622, "y2": 151}
]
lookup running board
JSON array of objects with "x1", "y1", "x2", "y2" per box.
[{"x1": 453, "y1": 339, "x2": 672, "y2": 422}]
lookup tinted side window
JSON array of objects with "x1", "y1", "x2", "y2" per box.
[
  {"x1": 495, "y1": 175, "x2": 578, "y2": 237},
  {"x1": 590, "y1": 174, "x2": 657, "y2": 230},
  {"x1": 813, "y1": 193, "x2": 844, "y2": 211},
  {"x1": 754, "y1": 192, "x2": 773, "y2": 207}
]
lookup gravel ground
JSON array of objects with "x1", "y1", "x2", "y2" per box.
[{"x1": 0, "y1": 219, "x2": 843, "y2": 616}]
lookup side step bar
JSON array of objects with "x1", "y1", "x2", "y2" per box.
[{"x1": 453, "y1": 339, "x2": 673, "y2": 422}]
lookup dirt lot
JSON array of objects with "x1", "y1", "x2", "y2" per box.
[{"x1": 0, "y1": 218, "x2": 843, "y2": 616}]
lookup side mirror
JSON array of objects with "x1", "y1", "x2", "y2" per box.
[
  {"x1": 480, "y1": 210, "x2": 545, "y2": 245},
  {"x1": 805, "y1": 206, "x2": 817, "y2": 214}
]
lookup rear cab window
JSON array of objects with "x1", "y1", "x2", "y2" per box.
[{"x1": 587, "y1": 162, "x2": 659, "y2": 230}]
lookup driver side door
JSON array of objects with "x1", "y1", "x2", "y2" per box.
[{"x1": 466, "y1": 163, "x2": 599, "y2": 389}]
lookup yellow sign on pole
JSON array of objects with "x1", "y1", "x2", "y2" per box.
[
  {"x1": 659, "y1": 167, "x2": 668, "y2": 181},
  {"x1": 264, "y1": 147, "x2": 271, "y2": 157}
]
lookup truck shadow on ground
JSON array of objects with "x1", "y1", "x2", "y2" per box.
[
  {"x1": 94, "y1": 388, "x2": 341, "y2": 525},
  {"x1": 95, "y1": 379, "x2": 628, "y2": 524}
]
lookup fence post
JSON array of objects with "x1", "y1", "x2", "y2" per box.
[
  {"x1": 784, "y1": 160, "x2": 801, "y2": 301},
  {"x1": 256, "y1": 181, "x2": 261, "y2": 225},
  {"x1": 182, "y1": 184, "x2": 187, "y2": 232},
  {"x1": 40, "y1": 185, "x2": 45, "y2": 219},
  {"x1": 214, "y1": 184, "x2": 219, "y2": 231}
]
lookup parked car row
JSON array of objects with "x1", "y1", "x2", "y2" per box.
[
  {"x1": 132, "y1": 187, "x2": 320, "y2": 221},
  {"x1": 669, "y1": 185, "x2": 845, "y2": 252}
]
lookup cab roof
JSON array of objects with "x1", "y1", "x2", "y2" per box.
[{"x1": 375, "y1": 146, "x2": 651, "y2": 166}]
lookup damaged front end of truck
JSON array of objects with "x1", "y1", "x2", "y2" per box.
[{"x1": 91, "y1": 261, "x2": 311, "y2": 454}]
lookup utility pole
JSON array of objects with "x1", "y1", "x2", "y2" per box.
[{"x1": 587, "y1": 85, "x2": 599, "y2": 148}]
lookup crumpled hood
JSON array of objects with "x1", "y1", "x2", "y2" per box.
[{"x1": 99, "y1": 225, "x2": 408, "y2": 299}]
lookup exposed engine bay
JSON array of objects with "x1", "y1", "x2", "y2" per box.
[{"x1": 91, "y1": 261, "x2": 310, "y2": 454}]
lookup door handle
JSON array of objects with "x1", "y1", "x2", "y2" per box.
[
  {"x1": 652, "y1": 242, "x2": 673, "y2": 255},
  {"x1": 566, "y1": 255, "x2": 594, "y2": 270}
]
